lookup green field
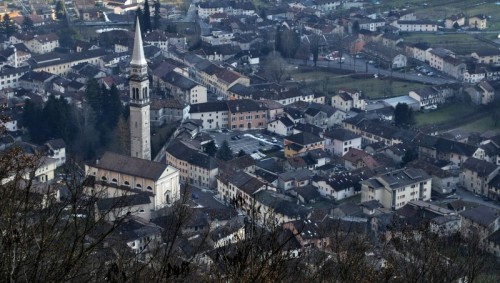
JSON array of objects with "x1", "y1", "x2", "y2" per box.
[
  {"x1": 402, "y1": 33, "x2": 495, "y2": 55},
  {"x1": 291, "y1": 71, "x2": 428, "y2": 100},
  {"x1": 415, "y1": 103, "x2": 477, "y2": 126},
  {"x1": 458, "y1": 116, "x2": 500, "y2": 133}
]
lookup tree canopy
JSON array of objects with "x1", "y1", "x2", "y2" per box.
[
  {"x1": 216, "y1": 140, "x2": 233, "y2": 161},
  {"x1": 394, "y1": 103, "x2": 416, "y2": 128},
  {"x1": 55, "y1": 1, "x2": 66, "y2": 20}
]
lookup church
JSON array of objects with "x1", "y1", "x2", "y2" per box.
[{"x1": 84, "y1": 19, "x2": 181, "y2": 210}]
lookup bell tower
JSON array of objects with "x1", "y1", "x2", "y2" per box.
[{"x1": 129, "y1": 18, "x2": 151, "y2": 160}]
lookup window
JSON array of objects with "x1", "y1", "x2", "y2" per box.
[
  {"x1": 112, "y1": 178, "x2": 117, "y2": 183},
  {"x1": 101, "y1": 176, "x2": 107, "y2": 181},
  {"x1": 136, "y1": 184, "x2": 142, "y2": 188},
  {"x1": 147, "y1": 186, "x2": 153, "y2": 190},
  {"x1": 124, "y1": 181, "x2": 130, "y2": 186}
]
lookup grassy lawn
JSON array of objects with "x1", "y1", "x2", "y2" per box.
[
  {"x1": 291, "y1": 72, "x2": 428, "y2": 100},
  {"x1": 415, "y1": 103, "x2": 477, "y2": 126},
  {"x1": 459, "y1": 116, "x2": 500, "y2": 133},
  {"x1": 368, "y1": 0, "x2": 500, "y2": 31},
  {"x1": 402, "y1": 33, "x2": 495, "y2": 55}
]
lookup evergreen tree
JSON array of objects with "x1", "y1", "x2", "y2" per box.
[
  {"x1": 135, "y1": 7, "x2": 144, "y2": 33},
  {"x1": 21, "y1": 16, "x2": 34, "y2": 32},
  {"x1": 401, "y1": 147, "x2": 418, "y2": 167},
  {"x1": 1, "y1": 14, "x2": 16, "y2": 37},
  {"x1": 107, "y1": 84, "x2": 123, "y2": 129},
  {"x1": 394, "y1": 103, "x2": 415, "y2": 129},
  {"x1": 237, "y1": 149, "x2": 246, "y2": 157},
  {"x1": 352, "y1": 20, "x2": 360, "y2": 34},
  {"x1": 216, "y1": 140, "x2": 234, "y2": 161},
  {"x1": 310, "y1": 35, "x2": 320, "y2": 67},
  {"x1": 204, "y1": 140, "x2": 217, "y2": 157},
  {"x1": 85, "y1": 79, "x2": 101, "y2": 112},
  {"x1": 143, "y1": 0, "x2": 152, "y2": 33},
  {"x1": 153, "y1": 1, "x2": 161, "y2": 30},
  {"x1": 22, "y1": 99, "x2": 45, "y2": 143},
  {"x1": 55, "y1": 1, "x2": 66, "y2": 20}
]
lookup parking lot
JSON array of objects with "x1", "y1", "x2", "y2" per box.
[{"x1": 208, "y1": 129, "x2": 284, "y2": 155}]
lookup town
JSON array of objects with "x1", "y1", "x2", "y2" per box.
[{"x1": 0, "y1": 0, "x2": 500, "y2": 281}]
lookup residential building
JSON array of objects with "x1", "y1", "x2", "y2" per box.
[
  {"x1": 165, "y1": 139, "x2": 218, "y2": 190},
  {"x1": 84, "y1": 152, "x2": 181, "y2": 209},
  {"x1": 227, "y1": 99, "x2": 267, "y2": 130},
  {"x1": 465, "y1": 81, "x2": 495, "y2": 106},
  {"x1": 460, "y1": 157, "x2": 500, "y2": 196},
  {"x1": 188, "y1": 101, "x2": 229, "y2": 130},
  {"x1": 150, "y1": 97, "x2": 189, "y2": 127},
  {"x1": 312, "y1": 172, "x2": 360, "y2": 201},
  {"x1": 9, "y1": 33, "x2": 59, "y2": 54},
  {"x1": 216, "y1": 170, "x2": 266, "y2": 213},
  {"x1": 144, "y1": 31, "x2": 169, "y2": 52},
  {"x1": 407, "y1": 159, "x2": 458, "y2": 194},
  {"x1": 267, "y1": 116, "x2": 294, "y2": 136},
  {"x1": 44, "y1": 138, "x2": 66, "y2": 167},
  {"x1": 361, "y1": 168, "x2": 432, "y2": 210},
  {"x1": 409, "y1": 86, "x2": 444, "y2": 108},
  {"x1": 471, "y1": 49, "x2": 500, "y2": 64},
  {"x1": 331, "y1": 87, "x2": 365, "y2": 112},
  {"x1": 277, "y1": 169, "x2": 313, "y2": 191},
  {"x1": 0, "y1": 66, "x2": 29, "y2": 90},
  {"x1": 253, "y1": 190, "x2": 310, "y2": 225},
  {"x1": 393, "y1": 20, "x2": 438, "y2": 32},
  {"x1": 444, "y1": 13, "x2": 466, "y2": 29},
  {"x1": 323, "y1": 128, "x2": 361, "y2": 156},
  {"x1": 284, "y1": 132, "x2": 325, "y2": 157},
  {"x1": 469, "y1": 14, "x2": 487, "y2": 30},
  {"x1": 160, "y1": 71, "x2": 207, "y2": 104},
  {"x1": 460, "y1": 205, "x2": 500, "y2": 243}
]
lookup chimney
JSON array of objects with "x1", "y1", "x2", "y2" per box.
[{"x1": 96, "y1": 159, "x2": 99, "y2": 165}]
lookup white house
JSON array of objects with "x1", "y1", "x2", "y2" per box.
[
  {"x1": 323, "y1": 128, "x2": 361, "y2": 156},
  {"x1": 267, "y1": 116, "x2": 295, "y2": 137}
]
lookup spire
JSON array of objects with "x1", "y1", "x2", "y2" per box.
[{"x1": 131, "y1": 17, "x2": 147, "y2": 66}]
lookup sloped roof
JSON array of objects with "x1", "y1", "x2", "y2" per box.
[{"x1": 91, "y1": 152, "x2": 171, "y2": 180}]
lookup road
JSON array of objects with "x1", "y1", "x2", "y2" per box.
[{"x1": 454, "y1": 186, "x2": 500, "y2": 209}]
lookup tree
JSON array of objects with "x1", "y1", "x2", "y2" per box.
[
  {"x1": 204, "y1": 140, "x2": 217, "y2": 157},
  {"x1": 135, "y1": 7, "x2": 144, "y2": 33},
  {"x1": 153, "y1": 1, "x2": 161, "y2": 30},
  {"x1": 216, "y1": 140, "x2": 233, "y2": 161},
  {"x1": 1, "y1": 14, "x2": 16, "y2": 37},
  {"x1": 401, "y1": 147, "x2": 418, "y2": 167},
  {"x1": 352, "y1": 20, "x2": 360, "y2": 35},
  {"x1": 57, "y1": 28, "x2": 79, "y2": 49},
  {"x1": 453, "y1": 22, "x2": 460, "y2": 29},
  {"x1": 394, "y1": 103, "x2": 415, "y2": 128},
  {"x1": 278, "y1": 27, "x2": 300, "y2": 58},
  {"x1": 21, "y1": 16, "x2": 34, "y2": 32},
  {"x1": 143, "y1": 0, "x2": 152, "y2": 33},
  {"x1": 310, "y1": 35, "x2": 320, "y2": 67},
  {"x1": 55, "y1": 0, "x2": 66, "y2": 20},
  {"x1": 263, "y1": 53, "x2": 288, "y2": 83},
  {"x1": 237, "y1": 149, "x2": 246, "y2": 157}
]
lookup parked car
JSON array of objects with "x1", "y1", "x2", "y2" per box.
[{"x1": 271, "y1": 137, "x2": 278, "y2": 143}]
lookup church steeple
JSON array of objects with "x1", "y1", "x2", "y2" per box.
[
  {"x1": 129, "y1": 17, "x2": 151, "y2": 160},
  {"x1": 131, "y1": 17, "x2": 147, "y2": 66}
]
